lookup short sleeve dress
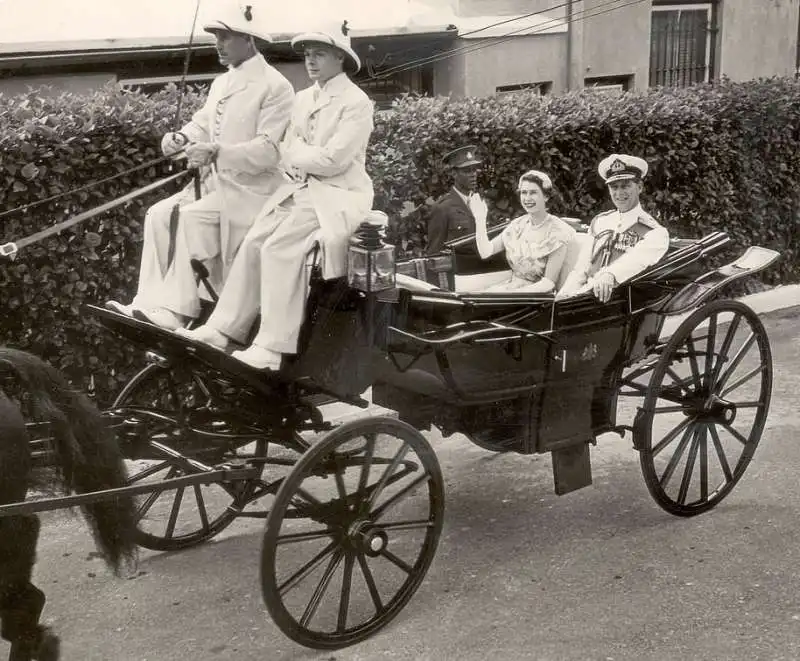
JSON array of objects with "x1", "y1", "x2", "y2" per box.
[{"x1": 483, "y1": 214, "x2": 575, "y2": 291}]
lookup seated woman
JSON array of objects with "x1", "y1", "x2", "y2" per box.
[{"x1": 470, "y1": 170, "x2": 576, "y2": 294}]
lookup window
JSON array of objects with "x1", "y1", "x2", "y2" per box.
[
  {"x1": 356, "y1": 65, "x2": 433, "y2": 111},
  {"x1": 650, "y1": 3, "x2": 713, "y2": 87},
  {"x1": 496, "y1": 81, "x2": 552, "y2": 96},
  {"x1": 119, "y1": 73, "x2": 215, "y2": 94},
  {"x1": 584, "y1": 75, "x2": 634, "y2": 97}
]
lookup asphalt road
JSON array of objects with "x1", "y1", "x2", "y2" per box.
[{"x1": 5, "y1": 306, "x2": 800, "y2": 661}]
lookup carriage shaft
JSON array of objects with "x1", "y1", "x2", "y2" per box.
[{"x1": 0, "y1": 466, "x2": 260, "y2": 517}]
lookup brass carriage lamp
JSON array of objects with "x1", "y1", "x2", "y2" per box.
[{"x1": 347, "y1": 210, "x2": 396, "y2": 292}]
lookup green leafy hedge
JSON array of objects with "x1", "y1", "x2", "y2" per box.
[{"x1": 1, "y1": 78, "x2": 799, "y2": 402}]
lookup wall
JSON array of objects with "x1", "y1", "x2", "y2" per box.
[
  {"x1": 580, "y1": 0, "x2": 652, "y2": 90},
  {"x1": 0, "y1": 72, "x2": 115, "y2": 97},
  {"x1": 447, "y1": 0, "x2": 566, "y2": 18},
  {"x1": 718, "y1": 0, "x2": 799, "y2": 80},
  {"x1": 459, "y1": 33, "x2": 568, "y2": 96}
]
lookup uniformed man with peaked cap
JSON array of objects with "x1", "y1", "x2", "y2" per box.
[
  {"x1": 558, "y1": 153, "x2": 669, "y2": 302},
  {"x1": 426, "y1": 145, "x2": 485, "y2": 255}
]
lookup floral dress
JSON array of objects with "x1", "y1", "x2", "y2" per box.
[{"x1": 484, "y1": 214, "x2": 575, "y2": 292}]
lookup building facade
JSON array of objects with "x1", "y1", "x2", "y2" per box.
[{"x1": 0, "y1": 0, "x2": 797, "y2": 103}]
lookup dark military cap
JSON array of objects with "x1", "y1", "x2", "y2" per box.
[{"x1": 442, "y1": 145, "x2": 482, "y2": 169}]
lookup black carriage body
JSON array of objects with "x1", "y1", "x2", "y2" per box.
[{"x1": 372, "y1": 281, "x2": 667, "y2": 456}]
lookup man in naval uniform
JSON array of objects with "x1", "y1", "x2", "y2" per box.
[
  {"x1": 425, "y1": 145, "x2": 484, "y2": 255},
  {"x1": 558, "y1": 154, "x2": 669, "y2": 303},
  {"x1": 106, "y1": 2, "x2": 295, "y2": 329},
  {"x1": 176, "y1": 21, "x2": 375, "y2": 371}
]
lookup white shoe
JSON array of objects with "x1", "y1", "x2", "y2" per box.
[
  {"x1": 105, "y1": 300, "x2": 136, "y2": 317},
  {"x1": 175, "y1": 325, "x2": 229, "y2": 350},
  {"x1": 134, "y1": 307, "x2": 187, "y2": 331},
  {"x1": 231, "y1": 345, "x2": 282, "y2": 371}
]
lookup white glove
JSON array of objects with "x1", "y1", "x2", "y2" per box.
[
  {"x1": 161, "y1": 132, "x2": 188, "y2": 158},
  {"x1": 468, "y1": 194, "x2": 488, "y2": 224}
]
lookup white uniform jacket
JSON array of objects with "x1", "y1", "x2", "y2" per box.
[
  {"x1": 559, "y1": 204, "x2": 669, "y2": 295},
  {"x1": 256, "y1": 72, "x2": 375, "y2": 279},
  {"x1": 178, "y1": 53, "x2": 295, "y2": 269}
]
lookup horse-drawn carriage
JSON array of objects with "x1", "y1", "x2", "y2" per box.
[{"x1": 0, "y1": 209, "x2": 780, "y2": 652}]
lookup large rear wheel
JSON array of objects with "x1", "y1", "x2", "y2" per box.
[
  {"x1": 635, "y1": 300, "x2": 772, "y2": 516},
  {"x1": 261, "y1": 417, "x2": 444, "y2": 649}
]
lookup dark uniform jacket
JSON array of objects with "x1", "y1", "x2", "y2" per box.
[{"x1": 426, "y1": 188, "x2": 476, "y2": 255}]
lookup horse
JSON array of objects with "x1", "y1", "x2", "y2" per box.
[{"x1": 0, "y1": 348, "x2": 137, "y2": 661}]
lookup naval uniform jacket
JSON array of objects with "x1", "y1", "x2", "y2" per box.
[
  {"x1": 426, "y1": 188, "x2": 477, "y2": 255},
  {"x1": 178, "y1": 53, "x2": 295, "y2": 271},
  {"x1": 560, "y1": 204, "x2": 669, "y2": 294}
]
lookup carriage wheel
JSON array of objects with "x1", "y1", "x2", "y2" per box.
[
  {"x1": 261, "y1": 417, "x2": 444, "y2": 649},
  {"x1": 113, "y1": 363, "x2": 262, "y2": 551},
  {"x1": 636, "y1": 299, "x2": 772, "y2": 516}
]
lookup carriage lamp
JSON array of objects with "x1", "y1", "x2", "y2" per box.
[{"x1": 347, "y1": 211, "x2": 396, "y2": 292}]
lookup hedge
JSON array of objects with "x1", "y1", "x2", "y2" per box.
[{"x1": 1, "y1": 78, "x2": 799, "y2": 402}]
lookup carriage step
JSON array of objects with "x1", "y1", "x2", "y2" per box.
[{"x1": 552, "y1": 443, "x2": 592, "y2": 496}]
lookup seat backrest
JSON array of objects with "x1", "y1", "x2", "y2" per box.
[{"x1": 556, "y1": 232, "x2": 591, "y2": 290}]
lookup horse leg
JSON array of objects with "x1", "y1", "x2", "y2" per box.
[{"x1": 0, "y1": 516, "x2": 60, "y2": 661}]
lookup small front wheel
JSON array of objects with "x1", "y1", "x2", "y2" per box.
[{"x1": 261, "y1": 417, "x2": 444, "y2": 649}]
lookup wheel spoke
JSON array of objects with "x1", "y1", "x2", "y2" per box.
[
  {"x1": 698, "y1": 426, "x2": 709, "y2": 501},
  {"x1": 333, "y1": 458, "x2": 348, "y2": 501},
  {"x1": 165, "y1": 486, "x2": 186, "y2": 539},
  {"x1": 371, "y1": 474, "x2": 430, "y2": 522},
  {"x1": 337, "y1": 551, "x2": 355, "y2": 633},
  {"x1": 658, "y1": 425, "x2": 694, "y2": 488},
  {"x1": 356, "y1": 551, "x2": 384, "y2": 614},
  {"x1": 702, "y1": 314, "x2": 718, "y2": 390},
  {"x1": 715, "y1": 331, "x2": 756, "y2": 392},
  {"x1": 299, "y1": 548, "x2": 345, "y2": 628},
  {"x1": 651, "y1": 416, "x2": 693, "y2": 457},
  {"x1": 368, "y1": 442, "x2": 411, "y2": 509},
  {"x1": 193, "y1": 484, "x2": 210, "y2": 534},
  {"x1": 652, "y1": 405, "x2": 688, "y2": 414},
  {"x1": 276, "y1": 529, "x2": 337, "y2": 546},
  {"x1": 720, "y1": 366, "x2": 764, "y2": 398},
  {"x1": 710, "y1": 313, "x2": 742, "y2": 384},
  {"x1": 379, "y1": 519, "x2": 436, "y2": 532},
  {"x1": 709, "y1": 424, "x2": 733, "y2": 483},
  {"x1": 134, "y1": 465, "x2": 177, "y2": 523},
  {"x1": 357, "y1": 434, "x2": 376, "y2": 496},
  {"x1": 683, "y1": 338, "x2": 703, "y2": 389},
  {"x1": 676, "y1": 428, "x2": 701, "y2": 505},
  {"x1": 722, "y1": 422, "x2": 751, "y2": 447},
  {"x1": 380, "y1": 548, "x2": 413, "y2": 574},
  {"x1": 665, "y1": 366, "x2": 697, "y2": 393},
  {"x1": 278, "y1": 540, "x2": 338, "y2": 596}
]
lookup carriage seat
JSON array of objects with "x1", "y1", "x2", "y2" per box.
[{"x1": 449, "y1": 228, "x2": 592, "y2": 293}]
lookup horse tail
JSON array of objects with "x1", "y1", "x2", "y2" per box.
[{"x1": 0, "y1": 348, "x2": 137, "y2": 574}]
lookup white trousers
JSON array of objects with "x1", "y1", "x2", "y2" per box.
[
  {"x1": 133, "y1": 186, "x2": 260, "y2": 319},
  {"x1": 207, "y1": 188, "x2": 320, "y2": 353},
  {"x1": 131, "y1": 187, "x2": 201, "y2": 311}
]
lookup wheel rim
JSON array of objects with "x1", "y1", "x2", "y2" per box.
[
  {"x1": 113, "y1": 364, "x2": 259, "y2": 551},
  {"x1": 637, "y1": 300, "x2": 772, "y2": 516},
  {"x1": 261, "y1": 417, "x2": 444, "y2": 649}
]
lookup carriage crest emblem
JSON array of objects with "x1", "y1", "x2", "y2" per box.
[{"x1": 580, "y1": 342, "x2": 598, "y2": 361}]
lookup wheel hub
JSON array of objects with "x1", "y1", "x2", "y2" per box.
[
  {"x1": 690, "y1": 393, "x2": 736, "y2": 424},
  {"x1": 348, "y1": 520, "x2": 388, "y2": 557}
]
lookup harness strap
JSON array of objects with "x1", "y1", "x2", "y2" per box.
[{"x1": 1, "y1": 171, "x2": 188, "y2": 260}]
